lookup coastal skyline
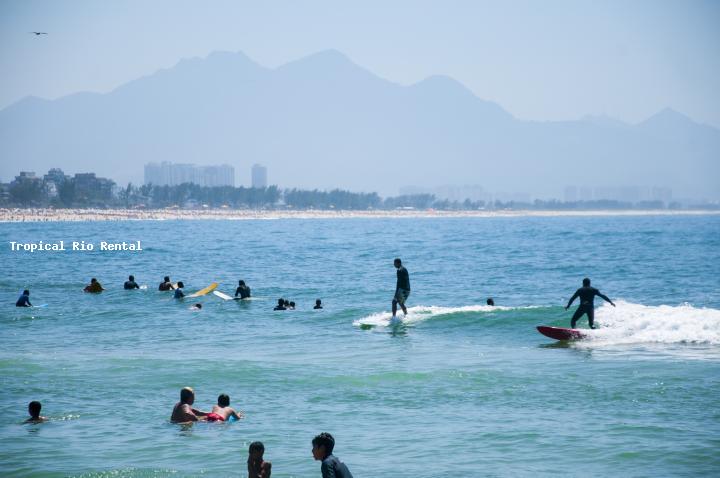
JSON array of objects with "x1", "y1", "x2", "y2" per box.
[{"x1": 2, "y1": 1, "x2": 719, "y2": 199}]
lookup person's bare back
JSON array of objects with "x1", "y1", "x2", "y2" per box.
[
  {"x1": 210, "y1": 404, "x2": 243, "y2": 421},
  {"x1": 170, "y1": 387, "x2": 208, "y2": 423},
  {"x1": 210, "y1": 394, "x2": 244, "y2": 421}
]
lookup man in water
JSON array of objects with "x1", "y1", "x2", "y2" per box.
[
  {"x1": 235, "y1": 280, "x2": 251, "y2": 299},
  {"x1": 25, "y1": 400, "x2": 47, "y2": 423},
  {"x1": 170, "y1": 387, "x2": 209, "y2": 423},
  {"x1": 314, "y1": 299, "x2": 323, "y2": 309},
  {"x1": 565, "y1": 277, "x2": 615, "y2": 329},
  {"x1": 312, "y1": 432, "x2": 353, "y2": 478},
  {"x1": 392, "y1": 258, "x2": 410, "y2": 317},
  {"x1": 84, "y1": 278, "x2": 104, "y2": 293},
  {"x1": 124, "y1": 275, "x2": 139, "y2": 290},
  {"x1": 159, "y1": 276, "x2": 173, "y2": 291},
  {"x1": 273, "y1": 298, "x2": 286, "y2": 311},
  {"x1": 16, "y1": 290, "x2": 32, "y2": 307},
  {"x1": 206, "y1": 393, "x2": 244, "y2": 422}
]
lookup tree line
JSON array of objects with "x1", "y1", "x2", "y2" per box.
[{"x1": 3, "y1": 181, "x2": 701, "y2": 210}]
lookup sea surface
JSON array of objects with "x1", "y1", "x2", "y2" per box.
[{"x1": 1, "y1": 215, "x2": 719, "y2": 477}]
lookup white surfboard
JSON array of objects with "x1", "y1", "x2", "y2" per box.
[{"x1": 213, "y1": 290, "x2": 233, "y2": 301}]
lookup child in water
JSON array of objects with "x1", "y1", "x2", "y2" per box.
[{"x1": 248, "y1": 441, "x2": 272, "y2": 478}]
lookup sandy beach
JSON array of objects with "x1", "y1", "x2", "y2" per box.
[{"x1": 1, "y1": 207, "x2": 718, "y2": 222}]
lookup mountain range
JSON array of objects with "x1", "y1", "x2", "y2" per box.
[{"x1": 1, "y1": 49, "x2": 718, "y2": 199}]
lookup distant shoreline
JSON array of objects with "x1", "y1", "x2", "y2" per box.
[{"x1": 1, "y1": 208, "x2": 719, "y2": 222}]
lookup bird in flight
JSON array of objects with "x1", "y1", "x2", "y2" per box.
[{"x1": 30, "y1": 32, "x2": 48, "y2": 35}]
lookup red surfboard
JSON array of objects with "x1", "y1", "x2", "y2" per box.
[{"x1": 537, "y1": 325, "x2": 586, "y2": 341}]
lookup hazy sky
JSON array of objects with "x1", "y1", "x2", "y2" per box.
[{"x1": 1, "y1": 0, "x2": 719, "y2": 127}]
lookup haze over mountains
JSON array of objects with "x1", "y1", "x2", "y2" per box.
[{"x1": 1, "y1": 49, "x2": 718, "y2": 199}]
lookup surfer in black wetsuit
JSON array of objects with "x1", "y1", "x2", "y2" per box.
[
  {"x1": 392, "y1": 258, "x2": 410, "y2": 317},
  {"x1": 565, "y1": 278, "x2": 615, "y2": 329},
  {"x1": 235, "y1": 280, "x2": 251, "y2": 299},
  {"x1": 124, "y1": 275, "x2": 139, "y2": 290},
  {"x1": 16, "y1": 290, "x2": 32, "y2": 307}
]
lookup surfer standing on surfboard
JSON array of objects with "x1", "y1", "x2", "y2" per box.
[
  {"x1": 565, "y1": 277, "x2": 615, "y2": 329},
  {"x1": 392, "y1": 258, "x2": 411, "y2": 318}
]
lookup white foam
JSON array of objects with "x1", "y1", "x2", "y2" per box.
[
  {"x1": 354, "y1": 304, "x2": 513, "y2": 328},
  {"x1": 580, "y1": 300, "x2": 720, "y2": 346}
]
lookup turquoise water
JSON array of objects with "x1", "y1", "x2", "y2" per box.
[{"x1": 1, "y1": 215, "x2": 719, "y2": 477}]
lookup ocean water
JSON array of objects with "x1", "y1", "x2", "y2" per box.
[{"x1": 1, "y1": 215, "x2": 719, "y2": 477}]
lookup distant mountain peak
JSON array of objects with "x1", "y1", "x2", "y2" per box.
[{"x1": 639, "y1": 107, "x2": 696, "y2": 127}]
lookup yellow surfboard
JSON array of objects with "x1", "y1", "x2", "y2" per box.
[{"x1": 187, "y1": 282, "x2": 218, "y2": 298}]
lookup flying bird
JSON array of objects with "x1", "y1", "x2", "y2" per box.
[{"x1": 30, "y1": 32, "x2": 48, "y2": 35}]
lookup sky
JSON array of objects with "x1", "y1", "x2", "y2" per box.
[{"x1": 1, "y1": 0, "x2": 719, "y2": 128}]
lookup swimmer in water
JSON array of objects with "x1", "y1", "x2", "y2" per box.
[
  {"x1": 170, "y1": 387, "x2": 209, "y2": 423},
  {"x1": 248, "y1": 441, "x2": 272, "y2": 478},
  {"x1": 158, "y1": 276, "x2": 173, "y2": 291},
  {"x1": 314, "y1": 299, "x2": 323, "y2": 309},
  {"x1": 486, "y1": 298, "x2": 494, "y2": 306},
  {"x1": 190, "y1": 303, "x2": 202, "y2": 310},
  {"x1": 205, "y1": 393, "x2": 244, "y2": 422},
  {"x1": 174, "y1": 282, "x2": 185, "y2": 299},
  {"x1": 312, "y1": 432, "x2": 353, "y2": 478},
  {"x1": 25, "y1": 401, "x2": 47, "y2": 423},
  {"x1": 274, "y1": 298, "x2": 286, "y2": 311},
  {"x1": 84, "y1": 278, "x2": 104, "y2": 293}
]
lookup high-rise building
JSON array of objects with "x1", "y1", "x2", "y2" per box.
[
  {"x1": 252, "y1": 164, "x2": 267, "y2": 188},
  {"x1": 144, "y1": 162, "x2": 235, "y2": 187}
]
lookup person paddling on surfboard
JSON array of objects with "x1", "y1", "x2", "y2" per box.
[
  {"x1": 565, "y1": 277, "x2": 615, "y2": 329},
  {"x1": 392, "y1": 258, "x2": 410, "y2": 318},
  {"x1": 16, "y1": 290, "x2": 32, "y2": 307}
]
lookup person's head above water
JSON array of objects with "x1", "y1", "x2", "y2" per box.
[
  {"x1": 164, "y1": 276, "x2": 170, "y2": 282},
  {"x1": 193, "y1": 303, "x2": 202, "y2": 309},
  {"x1": 277, "y1": 298, "x2": 284, "y2": 306},
  {"x1": 180, "y1": 387, "x2": 194, "y2": 404},
  {"x1": 217, "y1": 393, "x2": 230, "y2": 407},
  {"x1": 128, "y1": 275, "x2": 135, "y2": 281},
  {"x1": 312, "y1": 432, "x2": 335, "y2": 459},
  {"x1": 394, "y1": 258, "x2": 402, "y2": 268},
  {"x1": 249, "y1": 441, "x2": 265, "y2": 460},
  {"x1": 28, "y1": 400, "x2": 42, "y2": 418},
  {"x1": 316, "y1": 299, "x2": 322, "y2": 306},
  {"x1": 177, "y1": 281, "x2": 184, "y2": 288},
  {"x1": 583, "y1": 277, "x2": 591, "y2": 287},
  {"x1": 486, "y1": 298, "x2": 494, "y2": 306},
  {"x1": 284, "y1": 299, "x2": 290, "y2": 307},
  {"x1": 239, "y1": 280, "x2": 245, "y2": 286},
  {"x1": 90, "y1": 278, "x2": 97, "y2": 284},
  {"x1": 23, "y1": 289, "x2": 30, "y2": 296}
]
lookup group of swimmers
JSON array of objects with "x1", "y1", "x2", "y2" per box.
[
  {"x1": 24, "y1": 392, "x2": 353, "y2": 478},
  {"x1": 169, "y1": 386, "x2": 353, "y2": 478}
]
